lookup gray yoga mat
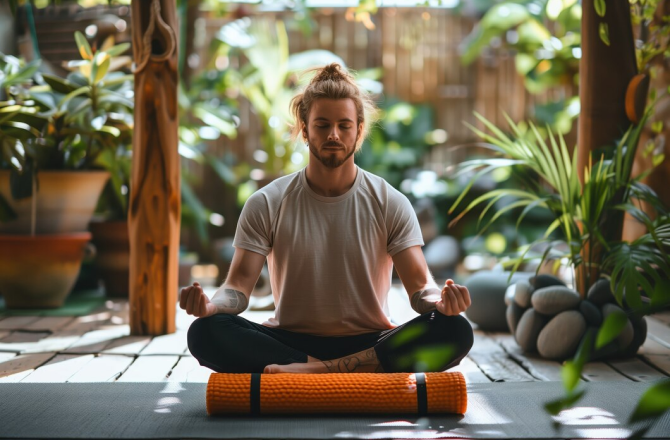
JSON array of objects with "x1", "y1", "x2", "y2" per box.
[{"x1": 0, "y1": 381, "x2": 667, "y2": 439}]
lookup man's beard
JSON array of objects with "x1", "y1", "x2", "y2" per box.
[{"x1": 308, "y1": 140, "x2": 355, "y2": 169}]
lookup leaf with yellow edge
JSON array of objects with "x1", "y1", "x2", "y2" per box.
[
  {"x1": 79, "y1": 62, "x2": 92, "y2": 80},
  {"x1": 94, "y1": 54, "x2": 111, "y2": 84},
  {"x1": 100, "y1": 35, "x2": 115, "y2": 53},
  {"x1": 74, "y1": 31, "x2": 93, "y2": 60}
]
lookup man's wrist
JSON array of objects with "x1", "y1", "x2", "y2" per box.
[
  {"x1": 211, "y1": 287, "x2": 249, "y2": 315},
  {"x1": 410, "y1": 288, "x2": 441, "y2": 314}
]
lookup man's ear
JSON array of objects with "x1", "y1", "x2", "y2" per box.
[{"x1": 302, "y1": 126, "x2": 308, "y2": 142}]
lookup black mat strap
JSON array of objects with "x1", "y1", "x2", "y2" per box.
[
  {"x1": 250, "y1": 373, "x2": 261, "y2": 416},
  {"x1": 415, "y1": 373, "x2": 427, "y2": 416}
]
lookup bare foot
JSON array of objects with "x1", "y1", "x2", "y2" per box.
[
  {"x1": 264, "y1": 348, "x2": 382, "y2": 374},
  {"x1": 263, "y1": 362, "x2": 330, "y2": 374}
]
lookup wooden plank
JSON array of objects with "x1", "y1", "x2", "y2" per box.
[
  {"x1": 61, "y1": 311, "x2": 113, "y2": 332},
  {"x1": 168, "y1": 356, "x2": 213, "y2": 383},
  {"x1": 23, "y1": 316, "x2": 76, "y2": 332},
  {"x1": 140, "y1": 331, "x2": 188, "y2": 356},
  {"x1": 101, "y1": 335, "x2": 152, "y2": 355},
  {"x1": 0, "y1": 316, "x2": 42, "y2": 330},
  {"x1": 582, "y1": 361, "x2": 630, "y2": 381},
  {"x1": 116, "y1": 355, "x2": 179, "y2": 382},
  {"x1": 63, "y1": 325, "x2": 130, "y2": 354},
  {"x1": 0, "y1": 352, "x2": 56, "y2": 382},
  {"x1": 20, "y1": 354, "x2": 95, "y2": 383},
  {"x1": 21, "y1": 331, "x2": 89, "y2": 354},
  {"x1": 650, "y1": 311, "x2": 670, "y2": 325},
  {"x1": 643, "y1": 354, "x2": 670, "y2": 375},
  {"x1": 607, "y1": 357, "x2": 668, "y2": 382},
  {"x1": 0, "y1": 331, "x2": 52, "y2": 353},
  {"x1": 67, "y1": 354, "x2": 135, "y2": 383},
  {"x1": 450, "y1": 356, "x2": 491, "y2": 383},
  {"x1": 496, "y1": 334, "x2": 565, "y2": 382},
  {"x1": 646, "y1": 317, "x2": 670, "y2": 348},
  {"x1": 0, "y1": 352, "x2": 15, "y2": 363},
  {"x1": 639, "y1": 334, "x2": 670, "y2": 355},
  {"x1": 467, "y1": 333, "x2": 537, "y2": 382},
  {"x1": 21, "y1": 314, "x2": 115, "y2": 354}
]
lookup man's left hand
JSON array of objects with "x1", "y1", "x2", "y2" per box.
[{"x1": 435, "y1": 279, "x2": 471, "y2": 316}]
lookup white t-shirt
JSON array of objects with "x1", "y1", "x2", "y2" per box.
[{"x1": 233, "y1": 166, "x2": 424, "y2": 336}]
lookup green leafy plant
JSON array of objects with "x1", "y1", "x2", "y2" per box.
[
  {"x1": 450, "y1": 108, "x2": 670, "y2": 432},
  {"x1": 460, "y1": 0, "x2": 581, "y2": 134},
  {"x1": 216, "y1": 17, "x2": 346, "y2": 180},
  {"x1": 177, "y1": 70, "x2": 239, "y2": 244},
  {"x1": 355, "y1": 98, "x2": 437, "y2": 189},
  {"x1": 451, "y1": 108, "x2": 669, "y2": 297}
]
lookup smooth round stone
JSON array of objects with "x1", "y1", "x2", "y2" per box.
[
  {"x1": 504, "y1": 284, "x2": 515, "y2": 306},
  {"x1": 516, "y1": 308, "x2": 548, "y2": 352},
  {"x1": 602, "y1": 304, "x2": 634, "y2": 350},
  {"x1": 579, "y1": 300, "x2": 602, "y2": 327},
  {"x1": 531, "y1": 286, "x2": 581, "y2": 315},
  {"x1": 424, "y1": 235, "x2": 460, "y2": 272},
  {"x1": 506, "y1": 302, "x2": 525, "y2": 335},
  {"x1": 530, "y1": 274, "x2": 566, "y2": 289},
  {"x1": 621, "y1": 317, "x2": 648, "y2": 357},
  {"x1": 464, "y1": 271, "x2": 533, "y2": 332},
  {"x1": 537, "y1": 311, "x2": 587, "y2": 360},
  {"x1": 513, "y1": 280, "x2": 533, "y2": 308},
  {"x1": 587, "y1": 278, "x2": 615, "y2": 306}
]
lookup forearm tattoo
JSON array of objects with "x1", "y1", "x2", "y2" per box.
[
  {"x1": 321, "y1": 348, "x2": 384, "y2": 373},
  {"x1": 410, "y1": 288, "x2": 440, "y2": 314},
  {"x1": 214, "y1": 289, "x2": 248, "y2": 314}
]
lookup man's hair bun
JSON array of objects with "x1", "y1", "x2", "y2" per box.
[
  {"x1": 289, "y1": 63, "x2": 379, "y2": 152},
  {"x1": 311, "y1": 63, "x2": 350, "y2": 84}
]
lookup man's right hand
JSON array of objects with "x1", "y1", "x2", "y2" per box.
[{"x1": 179, "y1": 282, "x2": 217, "y2": 318}]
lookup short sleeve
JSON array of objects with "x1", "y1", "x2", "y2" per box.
[
  {"x1": 386, "y1": 189, "x2": 424, "y2": 256},
  {"x1": 233, "y1": 191, "x2": 273, "y2": 256}
]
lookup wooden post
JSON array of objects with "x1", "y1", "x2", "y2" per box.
[
  {"x1": 575, "y1": 0, "x2": 637, "y2": 296},
  {"x1": 129, "y1": 0, "x2": 180, "y2": 335}
]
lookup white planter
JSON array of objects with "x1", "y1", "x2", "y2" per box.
[{"x1": 0, "y1": 170, "x2": 110, "y2": 234}]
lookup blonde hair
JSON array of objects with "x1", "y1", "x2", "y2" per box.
[{"x1": 290, "y1": 63, "x2": 378, "y2": 151}]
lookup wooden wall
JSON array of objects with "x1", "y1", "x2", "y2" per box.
[{"x1": 25, "y1": 5, "x2": 575, "y2": 259}]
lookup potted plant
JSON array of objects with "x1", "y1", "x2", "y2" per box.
[
  {"x1": 0, "y1": 31, "x2": 132, "y2": 308},
  {"x1": 88, "y1": 38, "x2": 242, "y2": 296},
  {"x1": 450, "y1": 106, "x2": 669, "y2": 360}
]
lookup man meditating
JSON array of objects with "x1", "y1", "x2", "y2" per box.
[{"x1": 182, "y1": 63, "x2": 473, "y2": 374}]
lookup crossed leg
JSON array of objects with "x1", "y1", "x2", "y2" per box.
[{"x1": 264, "y1": 347, "x2": 383, "y2": 374}]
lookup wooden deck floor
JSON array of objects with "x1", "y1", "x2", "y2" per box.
[{"x1": 0, "y1": 287, "x2": 669, "y2": 385}]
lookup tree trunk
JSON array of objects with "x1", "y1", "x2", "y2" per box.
[
  {"x1": 575, "y1": 0, "x2": 638, "y2": 297},
  {"x1": 129, "y1": 0, "x2": 180, "y2": 335}
]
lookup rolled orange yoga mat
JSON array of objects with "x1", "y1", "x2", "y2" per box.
[{"x1": 206, "y1": 372, "x2": 467, "y2": 416}]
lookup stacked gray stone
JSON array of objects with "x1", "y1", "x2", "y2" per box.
[{"x1": 505, "y1": 275, "x2": 647, "y2": 360}]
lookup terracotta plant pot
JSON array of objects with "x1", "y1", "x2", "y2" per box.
[
  {"x1": 89, "y1": 220, "x2": 130, "y2": 298},
  {"x1": 0, "y1": 170, "x2": 110, "y2": 234},
  {"x1": 0, "y1": 233, "x2": 92, "y2": 309}
]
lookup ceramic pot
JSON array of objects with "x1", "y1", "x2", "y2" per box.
[
  {"x1": 0, "y1": 170, "x2": 110, "y2": 234},
  {"x1": 89, "y1": 220, "x2": 129, "y2": 297},
  {"x1": 0, "y1": 233, "x2": 92, "y2": 309}
]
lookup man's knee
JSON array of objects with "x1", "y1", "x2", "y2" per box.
[
  {"x1": 186, "y1": 314, "x2": 237, "y2": 358},
  {"x1": 429, "y1": 312, "x2": 474, "y2": 355}
]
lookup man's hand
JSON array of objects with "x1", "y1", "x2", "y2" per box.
[
  {"x1": 435, "y1": 279, "x2": 471, "y2": 316},
  {"x1": 179, "y1": 282, "x2": 217, "y2": 318}
]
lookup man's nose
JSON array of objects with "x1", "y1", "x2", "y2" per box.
[{"x1": 328, "y1": 128, "x2": 340, "y2": 140}]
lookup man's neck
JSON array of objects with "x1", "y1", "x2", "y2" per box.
[{"x1": 305, "y1": 160, "x2": 358, "y2": 197}]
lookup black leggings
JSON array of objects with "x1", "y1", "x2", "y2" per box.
[{"x1": 187, "y1": 311, "x2": 473, "y2": 373}]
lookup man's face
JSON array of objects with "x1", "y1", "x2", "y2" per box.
[{"x1": 304, "y1": 98, "x2": 362, "y2": 169}]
